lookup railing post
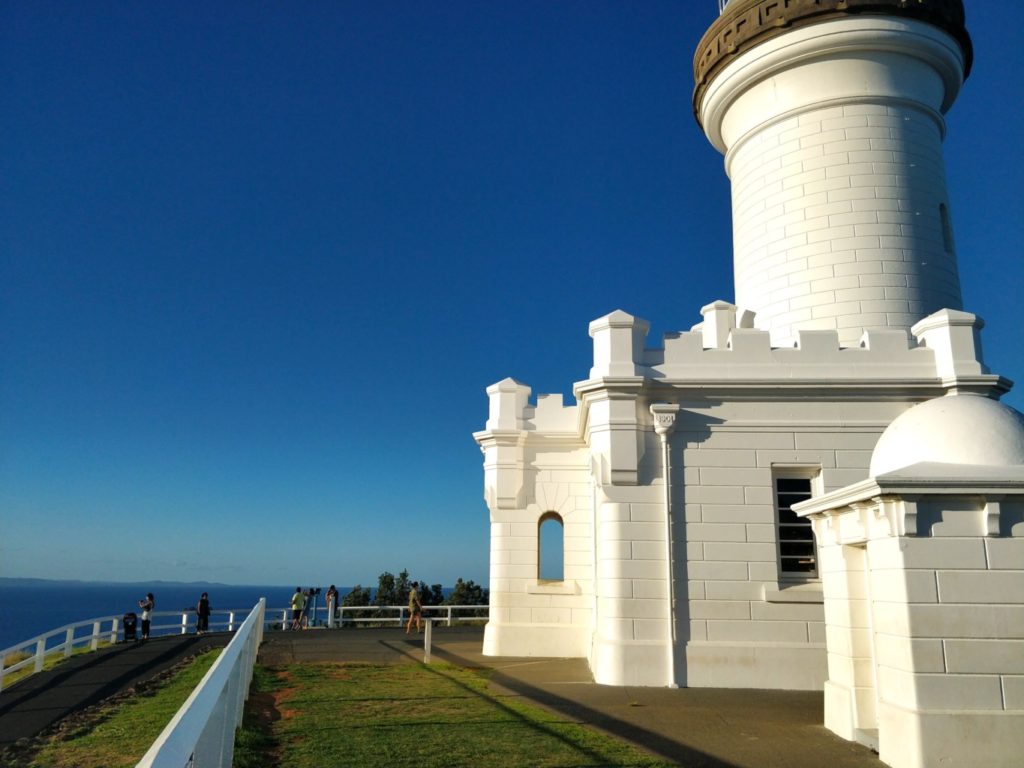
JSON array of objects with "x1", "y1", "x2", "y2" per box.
[
  {"x1": 229, "y1": 611, "x2": 236, "y2": 632},
  {"x1": 64, "y1": 628, "x2": 75, "y2": 658},
  {"x1": 447, "y1": 606, "x2": 453, "y2": 627},
  {"x1": 34, "y1": 638, "x2": 46, "y2": 673},
  {"x1": 110, "y1": 617, "x2": 120, "y2": 644},
  {"x1": 424, "y1": 619, "x2": 432, "y2": 664},
  {"x1": 91, "y1": 621, "x2": 101, "y2": 651}
]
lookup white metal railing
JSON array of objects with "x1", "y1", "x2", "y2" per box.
[
  {"x1": 136, "y1": 599, "x2": 266, "y2": 768},
  {"x1": 0, "y1": 608, "x2": 258, "y2": 693},
  {"x1": 262, "y1": 603, "x2": 488, "y2": 630}
]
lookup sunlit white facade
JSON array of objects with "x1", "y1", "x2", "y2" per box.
[{"x1": 475, "y1": 4, "x2": 1023, "y2": 767}]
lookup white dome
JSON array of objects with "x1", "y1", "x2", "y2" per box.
[{"x1": 870, "y1": 395, "x2": 1024, "y2": 476}]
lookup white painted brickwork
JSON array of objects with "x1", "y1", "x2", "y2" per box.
[
  {"x1": 679, "y1": 425, "x2": 880, "y2": 689},
  {"x1": 477, "y1": 12, "x2": 1016, "y2": 714},
  {"x1": 477, "y1": 305, "x2": 1001, "y2": 690},
  {"x1": 729, "y1": 103, "x2": 962, "y2": 347},
  {"x1": 869, "y1": 536, "x2": 1024, "y2": 709},
  {"x1": 802, "y1": 480, "x2": 1024, "y2": 768}
]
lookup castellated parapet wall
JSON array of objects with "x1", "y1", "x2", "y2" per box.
[
  {"x1": 584, "y1": 304, "x2": 999, "y2": 392},
  {"x1": 476, "y1": 305, "x2": 1009, "y2": 688}
]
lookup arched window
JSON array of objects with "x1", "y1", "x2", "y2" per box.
[{"x1": 538, "y1": 512, "x2": 564, "y2": 582}]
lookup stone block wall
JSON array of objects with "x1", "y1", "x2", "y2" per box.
[
  {"x1": 872, "y1": 532, "x2": 1024, "y2": 768},
  {"x1": 477, "y1": 307, "x2": 1006, "y2": 689},
  {"x1": 804, "y1": 489, "x2": 1024, "y2": 768},
  {"x1": 679, "y1": 420, "x2": 886, "y2": 690},
  {"x1": 479, "y1": 385, "x2": 594, "y2": 659},
  {"x1": 590, "y1": 481, "x2": 674, "y2": 686}
]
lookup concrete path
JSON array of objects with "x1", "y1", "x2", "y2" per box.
[
  {"x1": 0, "y1": 633, "x2": 229, "y2": 751},
  {"x1": 259, "y1": 625, "x2": 883, "y2": 768}
]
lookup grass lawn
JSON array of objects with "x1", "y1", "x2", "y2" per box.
[
  {"x1": 236, "y1": 661, "x2": 677, "y2": 768},
  {"x1": 10, "y1": 648, "x2": 222, "y2": 768}
]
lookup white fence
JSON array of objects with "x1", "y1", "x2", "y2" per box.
[
  {"x1": 136, "y1": 599, "x2": 266, "y2": 768},
  {"x1": 3, "y1": 599, "x2": 487, "y2": 766},
  {"x1": 0, "y1": 607, "x2": 260, "y2": 693},
  {"x1": 1, "y1": 603, "x2": 488, "y2": 692},
  {"x1": 266, "y1": 603, "x2": 488, "y2": 629}
]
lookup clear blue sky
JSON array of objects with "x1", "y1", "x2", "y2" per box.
[{"x1": 3, "y1": 3, "x2": 1021, "y2": 588}]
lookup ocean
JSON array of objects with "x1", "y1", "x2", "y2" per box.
[{"x1": 0, "y1": 579, "x2": 319, "y2": 652}]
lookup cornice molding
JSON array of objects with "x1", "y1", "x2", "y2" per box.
[{"x1": 693, "y1": 0, "x2": 971, "y2": 124}]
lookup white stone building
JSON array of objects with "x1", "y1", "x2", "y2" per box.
[{"x1": 474, "y1": 3, "x2": 1023, "y2": 767}]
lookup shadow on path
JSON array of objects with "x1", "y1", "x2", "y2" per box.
[
  {"x1": 0, "y1": 633, "x2": 230, "y2": 748},
  {"x1": 422, "y1": 642, "x2": 735, "y2": 768}
]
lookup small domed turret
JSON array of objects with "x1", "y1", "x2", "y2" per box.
[{"x1": 870, "y1": 395, "x2": 1024, "y2": 476}]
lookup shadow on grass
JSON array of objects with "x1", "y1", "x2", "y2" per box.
[{"x1": 377, "y1": 639, "x2": 735, "y2": 768}]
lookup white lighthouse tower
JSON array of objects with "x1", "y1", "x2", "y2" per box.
[
  {"x1": 476, "y1": 4, "x2": 1023, "y2": 766},
  {"x1": 696, "y1": 0, "x2": 969, "y2": 347}
]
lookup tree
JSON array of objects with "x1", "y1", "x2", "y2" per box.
[
  {"x1": 445, "y1": 578, "x2": 489, "y2": 606},
  {"x1": 340, "y1": 584, "x2": 371, "y2": 628},
  {"x1": 374, "y1": 571, "x2": 397, "y2": 607},
  {"x1": 341, "y1": 585, "x2": 371, "y2": 607},
  {"x1": 423, "y1": 583, "x2": 444, "y2": 606},
  {"x1": 396, "y1": 569, "x2": 411, "y2": 607}
]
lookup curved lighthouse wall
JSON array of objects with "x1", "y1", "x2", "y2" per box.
[
  {"x1": 729, "y1": 101, "x2": 962, "y2": 346},
  {"x1": 699, "y1": 18, "x2": 967, "y2": 347}
]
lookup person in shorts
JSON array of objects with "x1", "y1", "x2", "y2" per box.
[{"x1": 290, "y1": 587, "x2": 306, "y2": 630}]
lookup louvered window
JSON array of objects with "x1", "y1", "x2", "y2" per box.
[{"x1": 776, "y1": 477, "x2": 816, "y2": 578}]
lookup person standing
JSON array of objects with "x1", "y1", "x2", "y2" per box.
[
  {"x1": 138, "y1": 593, "x2": 154, "y2": 641},
  {"x1": 302, "y1": 587, "x2": 316, "y2": 628},
  {"x1": 196, "y1": 592, "x2": 211, "y2": 634},
  {"x1": 405, "y1": 581, "x2": 422, "y2": 634},
  {"x1": 325, "y1": 585, "x2": 338, "y2": 628},
  {"x1": 290, "y1": 587, "x2": 306, "y2": 631}
]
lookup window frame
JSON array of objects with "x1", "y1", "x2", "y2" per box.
[
  {"x1": 772, "y1": 466, "x2": 821, "y2": 582},
  {"x1": 537, "y1": 511, "x2": 565, "y2": 583}
]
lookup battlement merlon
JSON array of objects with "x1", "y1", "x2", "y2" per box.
[
  {"x1": 588, "y1": 310, "x2": 650, "y2": 378},
  {"x1": 576, "y1": 306, "x2": 1011, "y2": 397},
  {"x1": 475, "y1": 379, "x2": 581, "y2": 440},
  {"x1": 483, "y1": 378, "x2": 531, "y2": 432},
  {"x1": 912, "y1": 308, "x2": 990, "y2": 389}
]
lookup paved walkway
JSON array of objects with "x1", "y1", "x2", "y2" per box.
[
  {"x1": 0, "y1": 633, "x2": 230, "y2": 752},
  {"x1": 260, "y1": 625, "x2": 883, "y2": 768}
]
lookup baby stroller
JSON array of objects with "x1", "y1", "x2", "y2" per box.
[{"x1": 123, "y1": 612, "x2": 138, "y2": 642}]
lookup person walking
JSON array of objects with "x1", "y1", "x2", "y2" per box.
[
  {"x1": 196, "y1": 592, "x2": 211, "y2": 634},
  {"x1": 405, "y1": 581, "x2": 422, "y2": 634},
  {"x1": 290, "y1": 587, "x2": 306, "y2": 630},
  {"x1": 138, "y1": 593, "x2": 154, "y2": 641}
]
